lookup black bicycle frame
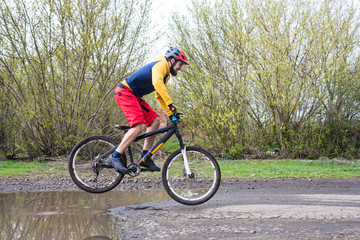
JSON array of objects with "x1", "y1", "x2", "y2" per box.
[
  {"x1": 136, "y1": 122, "x2": 184, "y2": 163},
  {"x1": 100, "y1": 122, "x2": 184, "y2": 163}
]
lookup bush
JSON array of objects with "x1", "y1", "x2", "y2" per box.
[{"x1": 171, "y1": 0, "x2": 360, "y2": 159}]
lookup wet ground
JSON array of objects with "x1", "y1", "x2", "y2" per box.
[
  {"x1": 1, "y1": 173, "x2": 360, "y2": 239},
  {"x1": 110, "y1": 179, "x2": 360, "y2": 239},
  {"x1": 0, "y1": 188, "x2": 171, "y2": 240}
]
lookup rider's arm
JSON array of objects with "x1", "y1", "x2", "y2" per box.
[
  {"x1": 152, "y1": 58, "x2": 173, "y2": 116},
  {"x1": 155, "y1": 92, "x2": 172, "y2": 116}
]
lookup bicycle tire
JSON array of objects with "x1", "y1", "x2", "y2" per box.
[
  {"x1": 162, "y1": 146, "x2": 221, "y2": 205},
  {"x1": 68, "y1": 135, "x2": 125, "y2": 193}
]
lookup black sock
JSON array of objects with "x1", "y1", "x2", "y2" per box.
[
  {"x1": 141, "y1": 150, "x2": 148, "y2": 158},
  {"x1": 112, "y1": 151, "x2": 122, "y2": 158}
]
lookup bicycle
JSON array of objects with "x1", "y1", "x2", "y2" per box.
[{"x1": 68, "y1": 115, "x2": 221, "y2": 205}]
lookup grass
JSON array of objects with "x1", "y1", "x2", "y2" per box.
[
  {"x1": 140, "y1": 158, "x2": 360, "y2": 180},
  {"x1": 219, "y1": 159, "x2": 360, "y2": 179},
  {"x1": 162, "y1": 139, "x2": 182, "y2": 152},
  {"x1": 0, "y1": 160, "x2": 63, "y2": 177},
  {"x1": 161, "y1": 141, "x2": 360, "y2": 179},
  {"x1": 1, "y1": 158, "x2": 359, "y2": 179}
]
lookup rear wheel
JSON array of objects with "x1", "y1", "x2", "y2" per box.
[
  {"x1": 162, "y1": 146, "x2": 221, "y2": 205},
  {"x1": 68, "y1": 135, "x2": 125, "y2": 193}
]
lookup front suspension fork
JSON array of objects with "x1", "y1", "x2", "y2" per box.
[
  {"x1": 175, "y1": 127, "x2": 193, "y2": 177},
  {"x1": 181, "y1": 146, "x2": 194, "y2": 178}
]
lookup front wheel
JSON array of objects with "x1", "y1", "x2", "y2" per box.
[
  {"x1": 68, "y1": 135, "x2": 125, "y2": 193},
  {"x1": 162, "y1": 146, "x2": 221, "y2": 205}
]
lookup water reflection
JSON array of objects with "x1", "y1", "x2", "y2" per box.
[{"x1": 0, "y1": 189, "x2": 171, "y2": 240}]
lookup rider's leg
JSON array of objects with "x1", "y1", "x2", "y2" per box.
[
  {"x1": 143, "y1": 117, "x2": 160, "y2": 151},
  {"x1": 139, "y1": 117, "x2": 161, "y2": 171},
  {"x1": 106, "y1": 123, "x2": 145, "y2": 173},
  {"x1": 115, "y1": 123, "x2": 146, "y2": 154},
  {"x1": 112, "y1": 86, "x2": 160, "y2": 171}
]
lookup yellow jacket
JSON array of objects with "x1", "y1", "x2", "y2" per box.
[{"x1": 122, "y1": 56, "x2": 173, "y2": 116}]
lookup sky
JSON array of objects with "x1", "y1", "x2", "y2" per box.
[
  {"x1": 146, "y1": 0, "x2": 360, "y2": 61},
  {"x1": 146, "y1": 0, "x2": 193, "y2": 60}
]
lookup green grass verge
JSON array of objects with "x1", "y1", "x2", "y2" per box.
[
  {"x1": 219, "y1": 159, "x2": 360, "y2": 179},
  {"x1": 1, "y1": 159, "x2": 359, "y2": 179},
  {"x1": 0, "y1": 160, "x2": 63, "y2": 177}
]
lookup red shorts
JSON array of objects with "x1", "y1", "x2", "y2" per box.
[{"x1": 114, "y1": 86, "x2": 158, "y2": 127}]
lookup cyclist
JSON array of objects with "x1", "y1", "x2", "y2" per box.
[{"x1": 106, "y1": 47, "x2": 189, "y2": 173}]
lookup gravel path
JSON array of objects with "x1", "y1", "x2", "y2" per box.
[
  {"x1": 1, "y1": 171, "x2": 360, "y2": 239},
  {"x1": 109, "y1": 178, "x2": 360, "y2": 239}
]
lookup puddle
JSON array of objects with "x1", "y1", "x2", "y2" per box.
[{"x1": 0, "y1": 189, "x2": 171, "y2": 240}]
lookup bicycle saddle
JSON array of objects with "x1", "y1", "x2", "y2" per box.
[{"x1": 114, "y1": 125, "x2": 131, "y2": 131}]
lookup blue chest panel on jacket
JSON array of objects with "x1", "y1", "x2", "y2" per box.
[{"x1": 125, "y1": 61, "x2": 161, "y2": 97}]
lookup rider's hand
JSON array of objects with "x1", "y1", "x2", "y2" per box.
[
  {"x1": 168, "y1": 104, "x2": 177, "y2": 114},
  {"x1": 169, "y1": 113, "x2": 181, "y2": 123}
]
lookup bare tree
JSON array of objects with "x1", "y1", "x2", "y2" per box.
[{"x1": 0, "y1": 0, "x2": 153, "y2": 158}]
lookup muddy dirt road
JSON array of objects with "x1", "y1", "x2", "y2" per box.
[
  {"x1": 1, "y1": 174, "x2": 360, "y2": 239},
  {"x1": 110, "y1": 179, "x2": 360, "y2": 239}
]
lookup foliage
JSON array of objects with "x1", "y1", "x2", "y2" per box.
[
  {"x1": 0, "y1": 89, "x2": 18, "y2": 155},
  {"x1": 0, "y1": 0, "x2": 153, "y2": 158},
  {"x1": 0, "y1": 0, "x2": 359, "y2": 160},
  {"x1": 171, "y1": 0, "x2": 360, "y2": 159}
]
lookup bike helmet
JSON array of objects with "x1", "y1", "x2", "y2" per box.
[{"x1": 165, "y1": 47, "x2": 189, "y2": 65}]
